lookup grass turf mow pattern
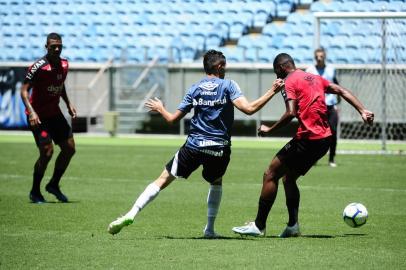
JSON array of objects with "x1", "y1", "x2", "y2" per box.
[{"x1": 0, "y1": 134, "x2": 405, "y2": 269}]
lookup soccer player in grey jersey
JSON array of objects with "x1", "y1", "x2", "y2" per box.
[{"x1": 108, "y1": 50, "x2": 284, "y2": 238}]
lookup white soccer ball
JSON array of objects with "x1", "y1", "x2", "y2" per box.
[{"x1": 343, "y1": 203, "x2": 368, "y2": 228}]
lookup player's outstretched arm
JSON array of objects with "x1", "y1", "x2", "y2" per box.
[
  {"x1": 327, "y1": 83, "x2": 374, "y2": 125},
  {"x1": 258, "y1": 99, "x2": 296, "y2": 136},
  {"x1": 145, "y1": 97, "x2": 186, "y2": 124},
  {"x1": 20, "y1": 82, "x2": 41, "y2": 127},
  {"x1": 233, "y1": 79, "x2": 284, "y2": 115}
]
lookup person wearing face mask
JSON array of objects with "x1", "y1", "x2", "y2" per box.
[
  {"x1": 21, "y1": 32, "x2": 76, "y2": 204},
  {"x1": 107, "y1": 49, "x2": 284, "y2": 238},
  {"x1": 306, "y1": 47, "x2": 340, "y2": 167}
]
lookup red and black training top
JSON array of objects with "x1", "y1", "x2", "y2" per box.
[
  {"x1": 24, "y1": 56, "x2": 69, "y2": 119},
  {"x1": 282, "y1": 69, "x2": 332, "y2": 140}
]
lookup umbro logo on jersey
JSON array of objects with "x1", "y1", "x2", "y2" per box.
[{"x1": 199, "y1": 82, "x2": 219, "y2": 91}]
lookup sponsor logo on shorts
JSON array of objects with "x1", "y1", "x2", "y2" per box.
[{"x1": 199, "y1": 149, "x2": 223, "y2": 157}]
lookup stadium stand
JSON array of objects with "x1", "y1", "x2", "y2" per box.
[{"x1": 0, "y1": 0, "x2": 405, "y2": 64}]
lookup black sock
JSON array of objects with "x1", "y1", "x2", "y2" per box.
[
  {"x1": 255, "y1": 197, "x2": 274, "y2": 231},
  {"x1": 49, "y1": 168, "x2": 66, "y2": 186},
  {"x1": 32, "y1": 172, "x2": 44, "y2": 194},
  {"x1": 285, "y1": 185, "x2": 300, "y2": 227}
]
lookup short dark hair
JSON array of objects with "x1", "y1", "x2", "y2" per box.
[
  {"x1": 46, "y1": 32, "x2": 62, "y2": 43},
  {"x1": 203, "y1": 50, "x2": 226, "y2": 75},
  {"x1": 273, "y1": 53, "x2": 295, "y2": 70},
  {"x1": 314, "y1": 47, "x2": 326, "y2": 54}
]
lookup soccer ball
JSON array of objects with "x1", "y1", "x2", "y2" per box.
[{"x1": 343, "y1": 203, "x2": 368, "y2": 228}]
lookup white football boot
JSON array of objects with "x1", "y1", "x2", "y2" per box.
[
  {"x1": 232, "y1": 221, "x2": 265, "y2": 237},
  {"x1": 108, "y1": 215, "x2": 133, "y2": 235},
  {"x1": 279, "y1": 223, "x2": 301, "y2": 238},
  {"x1": 329, "y1": 162, "x2": 337, "y2": 168}
]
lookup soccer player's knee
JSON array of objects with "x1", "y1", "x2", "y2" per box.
[
  {"x1": 40, "y1": 144, "x2": 54, "y2": 160},
  {"x1": 263, "y1": 169, "x2": 273, "y2": 182},
  {"x1": 62, "y1": 144, "x2": 75, "y2": 157},
  {"x1": 210, "y1": 177, "x2": 222, "y2": 185},
  {"x1": 66, "y1": 146, "x2": 76, "y2": 157}
]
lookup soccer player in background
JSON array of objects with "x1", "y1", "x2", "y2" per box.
[
  {"x1": 232, "y1": 53, "x2": 374, "y2": 238},
  {"x1": 108, "y1": 50, "x2": 285, "y2": 238},
  {"x1": 21, "y1": 33, "x2": 76, "y2": 203},
  {"x1": 306, "y1": 47, "x2": 340, "y2": 167}
]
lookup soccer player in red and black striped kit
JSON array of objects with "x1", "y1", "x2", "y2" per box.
[
  {"x1": 233, "y1": 53, "x2": 374, "y2": 237},
  {"x1": 21, "y1": 33, "x2": 76, "y2": 203}
]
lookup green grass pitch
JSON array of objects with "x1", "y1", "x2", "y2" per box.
[{"x1": 0, "y1": 134, "x2": 405, "y2": 269}]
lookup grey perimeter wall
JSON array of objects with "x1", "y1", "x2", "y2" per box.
[
  {"x1": 65, "y1": 63, "x2": 405, "y2": 123},
  {"x1": 3, "y1": 62, "x2": 403, "y2": 138}
]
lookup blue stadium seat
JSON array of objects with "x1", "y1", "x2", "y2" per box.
[
  {"x1": 310, "y1": 1, "x2": 326, "y2": 12},
  {"x1": 180, "y1": 45, "x2": 197, "y2": 63},
  {"x1": 244, "y1": 47, "x2": 260, "y2": 62},
  {"x1": 257, "y1": 47, "x2": 278, "y2": 63},
  {"x1": 298, "y1": 0, "x2": 315, "y2": 4},
  {"x1": 262, "y1": 23, "x2": 283, "y2": 38},
  {"x1": 205, "y1": 32, "x2": 225, "y2": 49},
  {"x1": 229, "y1": 21, "x2": 248, "y2": 40},
  {"x1": 220, "y1": 46, "x2": 245, "y2": 63},
  {"x1": 2, "y1": 0, "x2": 401, "y2": 63},
  {"x1": 238, "y1": 34, "x2": 271, "y2": 50},
  {"x1": 276, "y1": 0, "x2": 294, "y2": 18},
  {"x1": 253, "y1": 9, "x2": 270, "y2": 28}
]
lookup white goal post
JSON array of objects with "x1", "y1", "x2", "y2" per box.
[{"x1": 313, "y1": 12, "x2": 406, "y2": 152}]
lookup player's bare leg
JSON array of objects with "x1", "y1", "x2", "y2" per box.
[
  {"x1": 108, "y1": 169, "x2": 175, "y2": 235},
  {"x1": 30, "y1": 142, "x2": 53, "y2": 203},
  {"x1": 46, "y1": 137, "x2": 75, "y2": 202},
  {"x1": 280, "y1": 172, "x2": 301, "y2": 238},
  {"x1": 233, "y1": 157, "x2": 286, "y2": 236},
  {"x1": 254, "y1": 156, "x2": 287, "y2": 230}
]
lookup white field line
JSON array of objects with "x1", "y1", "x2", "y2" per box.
[{"x1": 1, "y1": 173, "x2": 405, "y2": 193}]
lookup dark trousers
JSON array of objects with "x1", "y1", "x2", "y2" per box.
[{"x1": 327, "y1": 105, "x2": 338, "y2": 162}]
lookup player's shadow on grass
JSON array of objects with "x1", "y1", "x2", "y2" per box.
[
  {"x1": 301, "y1": 233, "x2": 367, "y2": 238},
  {"x1": 339, "y1": 233, "x2": 367, "y2": 237},
  {"x1": 260, "y1": 235, "x2": 335, "y2": 239},
  {"x1": 162, "y1": 235, "x2": 257, "y2": 241},
  {"x1": 147, "y1": 233, "x2": 367, "y2": 240},
  {"x1": 29, "y1": 200, "x2": 80, "y2": 204},
  {"x1": 300, "y1": 234, "x2": 335, "y2": 238}
]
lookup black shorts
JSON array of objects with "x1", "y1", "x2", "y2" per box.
[
  {"x1": 165, "y1": 145, "x2": 231, "y2": 183},
  {"x1": 276, "y1": 136, "x2": 332, "y2": 176},
  {"x1": 29, "y1": 113, "x2": 73, "y2": 146}
]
